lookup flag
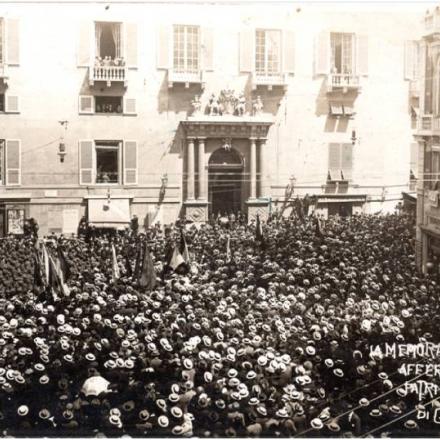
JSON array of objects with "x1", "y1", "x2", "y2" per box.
[
  {"x1": 111, "y1": 244, "x2": 120, "y2": 281},
  {"x1": 32, "y1": 252, "x2": 44, "y2": 288},
  {"x1": 168, "y1": 246, "x2": 186, "y2": 271},
  {"x1": 57, "y1": 247, "x2": 71, "y2": 284},
  {"x1": 139, "y1": 242, "x2": 156, "y2": 290},
  {"x1": 42, "y1": 243, "x2": 50, "y2": 283},
  {"x1": 255, "y1": 214, "x2": 264, "y2": 243},
  {"x1": 179, "y1": 229, "x2": 190, "y2": 264},
  {"x1": 226, "y1": 236, "x2": 231, "y2": 263},
  {"x1": 48, "y1": 255, "x2": 62, "y2": 300}
]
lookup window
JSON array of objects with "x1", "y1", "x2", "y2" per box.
[
  {"x1": 95, "y1": 96, "x2": 122, "y2": 114},
  {"x1": 0, "y1": 94, "x2": 4, "y2": 112},
  {"x1": 95, "y1": 141, "x2": 120, "y2": 184},
  {"x1": 173, "y1": 25, "x2": 200, "y2": 73},
  {"x1": 432, "y1": 150, "x2": 440, "y2": 189},
  {"x1": 328, "y1": 143, "x2": 353, "y2": 181},
  {"x1": 255, "y1": 29, "x2": 281, "y2": 76},
  {"x1": 95, "y1": 22, "x2": 123, "y2": 65},
  {"x1": 330, "y1": 33, "x2": 354, "y2": 74}
]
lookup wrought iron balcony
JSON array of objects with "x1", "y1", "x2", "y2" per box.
[
  {"x1": 168, "y1": 69, "x2": 205, "y2": 89},
  {"x1": 89, "y1": 66, "x2": 127, "y2": 88},
  {"x1": 327, "y1": 73, "x2": 361, "y2": 92},
  {"x1": 251, "y1": 72, "x2": 288, "y2": 91}
]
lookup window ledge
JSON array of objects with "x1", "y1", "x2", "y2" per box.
[
  {"x1": 251, "y1": 72, "x2": 289, "y2": 91},
  {"x1": 168, "y1": 70, "x2": 205, "y2": 89}
]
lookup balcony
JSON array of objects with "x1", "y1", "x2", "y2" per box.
[
  {"x1": 327, "y1": 73, "x2": 361, "y2": 93},
  {"x1": 251, "y1": 72, "x2": 288, "y2": 91},
  {"x1": 89, "y1": 66, "x2": 127, "y2": 88},
  {"x1": 417, "y1": 115, "x2": 440, "y2": 135},
  {"x1": 168, "y1": 70, "x2": 205, "y2": 89},
  {"x1": 424, "y1": 8, "x2": 440, "y2": 36}
]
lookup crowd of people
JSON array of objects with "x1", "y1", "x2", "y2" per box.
[{"x1": 0, "y1": 209, "x2": 437, "y2": 437}]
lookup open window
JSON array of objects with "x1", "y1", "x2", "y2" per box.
[
  {"x1": 95, "y1": 22, "x2": 123, "y2": 65},
  {"x1": 95, "y1": 141, "x2": 120, "y2": 184},
  {"x1": 95, "y1": 96, "x2": 123, "y2": 114}
]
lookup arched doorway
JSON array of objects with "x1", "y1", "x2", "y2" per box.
[{"x1": 208, "y1": 148, "x2": 244, "y2": 216}]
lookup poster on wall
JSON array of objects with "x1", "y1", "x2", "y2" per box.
[{"x1": 7, "y1": 209, "x2": 25, "y2": 235}]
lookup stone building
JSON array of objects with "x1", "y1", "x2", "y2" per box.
[{"x1": 0, "y1": 2, "x2": 422, "y2": 236}]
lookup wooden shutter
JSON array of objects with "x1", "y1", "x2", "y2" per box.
[
  {"x1": 157, "y1": 24, "x2": 170, "y2": 69},
  {"x1": 314, "y1": 31, "x2": 330, "y2": 75},
  {"x1": 77, "y1": 21, "x2": 92, "y2": 67},
  {"x1": 411, "y1": 142, "x2": 419, "y2": 178},
  {"x1": 124, "y1": 140, "x2": 138, "y2": 185},
  {"x1": 356, "y1": 34, "x2": 368, "y2": 76},
  {"x1": 124, "y1": 22, "x2": 138, "y2": 68},
  {"x1": 79, "y1": 140, "x2": 94, "y2": 185},
  {"x1": 341, "y1": 143, "x2": 353, "y2": 181},
  {"x1": 420, "y1": 41, "x2": 427, "y2": 114},
  {"x1": 5, "y1": 139, "x2": 21, "y2": 185},
  {"x1": 123, "y1": 97, "x2": 137, "y2": 115},
  {"x1": 6, "y1": 19, "x2": 19, "y2": 65},
  {"x1": 78, "y1": 95, "x2": 94, "y2": 114},
  {"x1": 419, "y1": 142, "x2": 426, "y2": 184},
  {"x1": 202, "y1": 27, "x2": 214, "y2": 71},
  {"x1": 328, "y1": 143, "x2": 341, "y2": 180},
  {"x1": 282, "y1": 29, "x2": 295, "y2": 74},
  {"x1": 239, "y1": 28, "x2": 254, "y2": 73},
  {"x1": 5, "y1": 95, "x2": 19, "y2": 113}
]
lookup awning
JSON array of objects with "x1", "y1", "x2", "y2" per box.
[
  {"x1": 88, "y1": 198, "x2": 130, "y2": 228},
  {"x1": 329, "y1": 103, "x2": 343, "y2": 116},
  {"x1": 411, "y1": 106, "x2": 419, "y2": 117},
  {"x1": 328, "y1": 169, "x2": 342, "y2": 181},
  {"x1": 402, "y1": 191, "x2": 416, "y2": 202}
]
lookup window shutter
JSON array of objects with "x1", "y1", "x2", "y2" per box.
[
  {"x1": 5, "y1": 95, "x2": 19, "y2": 113},
  {"x1": 356, "y1": 34, "x2": 368, "y2": 76},
  {"x1": 5, "y1": 139, "x2": 21, "y2": 186},
  {"x1": 404, "y1": 40, "x2": 416, "y2": 81},
  {"x1": 341, "y1": 143, "x2": 353, "y2": 181},
  {"x1": 123, "y1": 97, "x2": 137, "y2": 115},
  {"x1": 77, "y1": 21, "x2": 92, "y2": 67},
  {"x1": 6, "y1": 19, "x2": 19, "y2": 66},
  {"x1": 79, "y1": 140, "x2": 94, "y2": 185},
  {"x1": 124, "y1": 140, "x2": 138, "y2": 185},
  {"x1": 124, "y1": 23, "x2": 138, "y2": 68},
  {"x1": 410, "y1": 142, "x2": 419, "y2": 178},
  {"x1": 282, "y1": 29, "x2": 295, "y2": 74},
  {"x1": 202, "y1": 27, "x2": 214, "y2": 72},
  {"x1": 78, "y1": 95, "x2": 94, "y2": 114},
  {"x1": 314, "y1": 31, "x2": 330, "y2": 76},
  {"x1": 157, "y1": 25, "x2": 170, "y2": 69},
  {"x1": 239, "y1": 28, "x2": 254, "y2": 73},
  {"x1": 328, "y1": 143, "x2": 341, "y2": 180}
]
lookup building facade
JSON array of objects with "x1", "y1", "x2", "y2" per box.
[
  {"x1": 415, "y1": 6, "x2": 440, "y2": 273},
  {"x1": 0, "y1": 2, "x2": 421, "y2": 236}
]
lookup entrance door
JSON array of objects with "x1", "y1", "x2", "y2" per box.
[
  {"x1": 208, "y1": 148, "x2": 244, "y2": 217},
  {"x1": 328, "y1": 202, "x2": 353, "y2": 217}
]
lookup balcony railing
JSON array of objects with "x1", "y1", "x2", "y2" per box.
[
  {"x1": 89, "y1": 66, "x2": 127, "y2": 88},
  {"x1": 327, "y1": 73, "x2": 361, "y2": 92},
  {"x1": 424, "y1": 8, "x2": 440, "y2": 35},
  {"x1": 251, "y1": 72, "x2": 288, "y2": 91},
  {"x1": 417, "y1": 115, "x2": 440, "y2": 134},
  {"x1": 168, "y1": 70, "x2": 205, "y2": 89}
]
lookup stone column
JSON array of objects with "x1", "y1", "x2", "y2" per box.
[
  {"x1": 250, "y1": 138, "x2": 257, "y2": 199},
  {"x1": 187, "y1": 138, "x2": 195, "y2": 200},
  {"x1": 259, "y1": 138, "x2": 268, "y2": 198},
  {"x1": 197, "y1": 138, "x2": 206, "y2": 200}
]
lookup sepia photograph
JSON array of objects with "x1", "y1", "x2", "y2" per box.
[{"x1": 0, "y1": 0, "x2": 437, "y2": 437}]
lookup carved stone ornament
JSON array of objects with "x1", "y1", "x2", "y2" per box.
[{"x1": 219, "y1": 89, "x2": 237, "y2": 115}]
